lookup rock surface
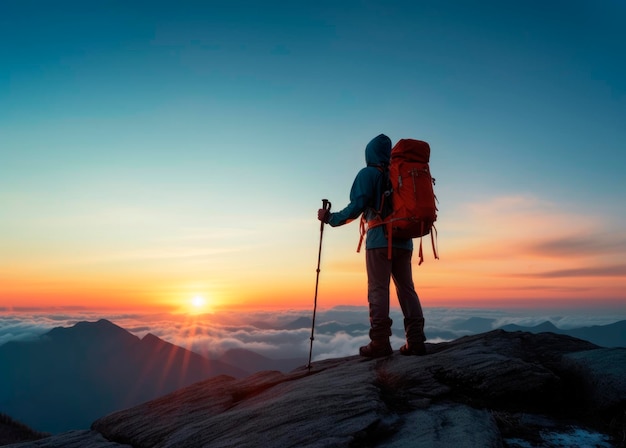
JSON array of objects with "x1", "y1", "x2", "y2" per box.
[{"x1": 6, "y1": 330, "x2": 625, "y2": 447}]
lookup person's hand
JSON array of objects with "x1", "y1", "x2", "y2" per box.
[{"x1": 318, "y1": 208, "x2": 330, "y2": 223}]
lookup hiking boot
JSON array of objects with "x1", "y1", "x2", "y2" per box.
[
  {"x1": 399, "y1": 342, "x2": 427, "y2": 356},
  {"x1": 359, "y1": 340, "x2": 393, "y2": 358},
  {"x1": 401, "y1": 317, "x2": 426, "y2": 356}
]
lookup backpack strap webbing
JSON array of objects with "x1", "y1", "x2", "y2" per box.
[
  {"x1": 431, "y1": 225, "x2": 439, "y2": 261},
  {"x1": 357, "y1": 217, "x2": 367, "y2": 253}
]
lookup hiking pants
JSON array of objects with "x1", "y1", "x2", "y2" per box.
[{"x1": 366, "y1": 247, "x2": 424, "y2": 340}]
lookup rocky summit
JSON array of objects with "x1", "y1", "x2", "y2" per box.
[{"x1": 6, "y1": 330, "x2": 626, "y2": 447}]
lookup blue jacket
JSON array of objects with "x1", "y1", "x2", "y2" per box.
[{"x1": 328, "y1": 134, "x2": 413, "y2": 251}]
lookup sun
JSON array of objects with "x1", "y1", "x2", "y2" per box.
[
  {"x1": 191, "y1": 295, "x2": 206, "y2": 308},
  {"x1": 185, "y1": 294, "x2": 212, "y2": 314}
]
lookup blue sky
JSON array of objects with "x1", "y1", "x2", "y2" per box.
[{"x1": 1, "y1": 1, "x2": 625, "y2": 311}]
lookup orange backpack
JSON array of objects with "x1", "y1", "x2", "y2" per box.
[{"x1": 358, "y1": 139, "x2": 439, "y2": 264}]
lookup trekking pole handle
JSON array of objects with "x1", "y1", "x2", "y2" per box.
[{"x1": 321, "y1": 199, "x2": 332, "y2": 230}]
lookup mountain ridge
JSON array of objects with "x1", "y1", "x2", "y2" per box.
[
  {"x1": 5, "y1": 329, "x2": 624, "y2": 447},
  {"x1": 0, "y1": 319, "x2": 247, "y2": 434},
  {"x1": 499, "y1": 319, "x2": 626, "y2": 347}
]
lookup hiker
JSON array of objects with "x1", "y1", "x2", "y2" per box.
[{"x1": 317, "y1": 134, "x2": 427, "y2": 358}]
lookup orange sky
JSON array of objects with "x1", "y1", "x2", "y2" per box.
[{"x1": 3, "y1": 194, "x2": 624, "y2": 314}]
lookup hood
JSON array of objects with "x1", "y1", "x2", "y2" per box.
[{"x1": 365, "y1": 134, "x2": 392, "y2": 166}]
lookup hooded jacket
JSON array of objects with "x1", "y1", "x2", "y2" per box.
[{"x1": 328, "y1": 134, "x2": 413, "y2": 251}]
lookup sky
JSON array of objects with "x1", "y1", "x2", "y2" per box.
[{"x1": 1, "y1": 0, "x2": 625, "y2": 315}]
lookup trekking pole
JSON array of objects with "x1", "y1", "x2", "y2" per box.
[{"x1": 307, "y1": 198, "x2": 331, "y2": 372}]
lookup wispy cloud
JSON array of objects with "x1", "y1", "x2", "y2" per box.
[
  {"x1": 523, "y1": 235, "x2": 626, "y2": 258},
  {"x1": 510, "y1": 264, "x2": 626, "y2": 279}
]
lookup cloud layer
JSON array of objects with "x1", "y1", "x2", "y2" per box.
[{"x1": 2, "y1": 305, "x2": 625, "y2": 362}]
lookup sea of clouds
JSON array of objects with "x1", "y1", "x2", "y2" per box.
[{"x1": 1, "y1": 305, "x2": 625, "y2": 362}]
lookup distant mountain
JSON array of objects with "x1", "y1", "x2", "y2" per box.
[
  {"x1": 500, "y1": 321, "x2": 560, "y2": 334},
  {"x1": 216, "y1": 348, "x2": 306, "y2": 373},
  {"x1": 0, "y1": 319, "x2": 246, "y2": 434},
  {"x1": 499, "y1": 320, "x2": 626, "y2": 347},
  {"x1": 247, "y1": 316, "x2": 312, "y2": 330},
  {"x1": 567, "y1": 321, "x2": 626, "y2": 347},
  {"x1": 316, "y1": 321, "x2": 370, "y2": 335},
  {"x1": 448, "y1": 316, "x2": 497, "y2": 333},
  {"x1": 248, "y1": 320, "x2": 277, "y2": 330},
  {"x1": 282, "y1": 316, "x2": 312, "y2": 330},
  {"x1": 251, "y1": 317, "x2": 370, "y2": 334},
  {"x1": 251, "y1": 316, "x2": 312, "y2": 331}
]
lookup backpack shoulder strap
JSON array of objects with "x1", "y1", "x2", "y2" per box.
[{"x1": 357, "y1": 164, "x2": 391, "y2": 255}]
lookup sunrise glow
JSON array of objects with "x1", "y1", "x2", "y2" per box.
[
  {"x1": 0, "y1": 2, "x2": 624, "y2": 315},
  {"x1": 176, "y1": 294, "x2": 212, "y2": 315}
]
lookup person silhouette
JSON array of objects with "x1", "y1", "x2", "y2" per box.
[{"x1": 318, "y1": 134, "x2": 426, "y2": 357}]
